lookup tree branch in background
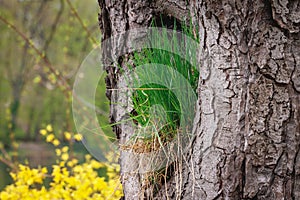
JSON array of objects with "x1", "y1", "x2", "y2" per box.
[
  {"x1": 43, "y1": 0, "x2": 64, "y2": 52},
  {"x1": 66, "y1": 0, "x2": 98, "y2": 45}
]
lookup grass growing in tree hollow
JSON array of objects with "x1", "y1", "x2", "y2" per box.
[{"x1": 124, "y1": 18, "x2": 199, "y2": 153}]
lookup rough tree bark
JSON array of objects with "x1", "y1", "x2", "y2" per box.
[{"x1": 98, "y1": 0, "x2": 300, "y2": 199}]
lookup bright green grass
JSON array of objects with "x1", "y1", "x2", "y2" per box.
[{"x1": 127, "y1": 18, "x2": 199, "y2": 146}]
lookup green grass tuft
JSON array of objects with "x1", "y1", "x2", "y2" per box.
[{"x1": 126, "y1": 18, "x2": 199, "y2": 151}]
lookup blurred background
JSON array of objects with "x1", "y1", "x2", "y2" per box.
[{"x1": 0, "y1": 0, "x2": 111, "y2": 189}]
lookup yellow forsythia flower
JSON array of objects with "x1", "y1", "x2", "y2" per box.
[
  {"x1": 61, "y1": 153, "x2": 69, "y2": 161},
  {"x1": 41, "y1": 167, "x2": 48, "y2": 174},
  {"x1": 74, "y1": 133, "x2": 83, "y2": 141},
  {"x1": 55, "y1": 149, "x2": 61, "y2": 156},
  {"x1": 71, "y1": 158, "x2": 78, "y2": 165},
  {"x1": 64, "y1": 131, "x2": 72, "y2": 140},
  {"x1": 0, "y1": 128, "x2": 123, "y2": 199},
  {"x1": 39, "y1": 129, "x2": 47, "y2": 136},
  {"x1": 46, "y1": 124, "x2": 53, "y2": 132},
  {"x1": 46, "y1": 134, "x2": 55, "y2": 142},
  {"x1": 91, "y1": 160, "x2": 103, "y2": 169},
  {"x1": 62, "y1": 146, "x2": 69, "y2": 153},
  {"x1": 52, "y1": 139, "x2": 60, "y2": 146},
  {"x1": 85, "y1": 154, "x2": 91, "y2": 161}
]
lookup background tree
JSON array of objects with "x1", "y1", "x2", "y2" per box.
[{"x1": 98, "y1": 0, "x2": 300, "y2": 199}]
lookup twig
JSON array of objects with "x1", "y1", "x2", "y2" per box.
[{"x1": 65, "y1": 0, "x2": 98, "y2": 45}]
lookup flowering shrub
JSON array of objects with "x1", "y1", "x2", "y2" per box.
[{"x1": 0, "y1": 125, "x2": 123, "y2": 200}]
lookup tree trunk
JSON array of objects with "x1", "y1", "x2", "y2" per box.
[{"x1": 98, "y1": 0, "x2": 300, "y2": 199}]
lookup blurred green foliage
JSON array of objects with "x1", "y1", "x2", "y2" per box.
[{"x1": 0, "y1": 0, "x2": 111, "y2": 145}]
